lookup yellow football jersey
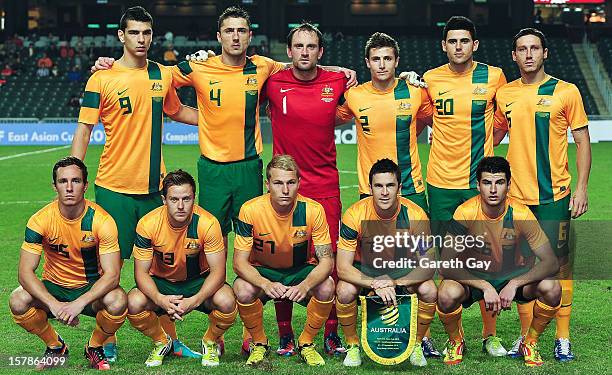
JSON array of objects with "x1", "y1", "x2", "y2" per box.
[
  {"x1": 78, "y1": 60, "x2": 181, "y2": 195},
  {"x1": 494, "y1": 76, "x2": 588, "y2": 205},
  {"x1": 22, "y1": 200, "x2": 119, "y2": 288},
  {"x1": 234, "y1": 194, "x2": 331, "y2": 269},
  {"x1": 171, "y1": 55, "x2": 285, "y2": 162},
  {"x1": 424, "y1": 62, "x2": 506, "y2": 189},
  {"x1": 338, "y1": 197, "x2": 431, "y2": 264},
  {"x1": 449, "y1": 195, "x2": 549, "y2": 278},
  {"x1": 132, "y1": 205, "x2": 224, "y2": 282},
  {"x1": 336, "y1": 79, "x2": 433, "y2": 195}
]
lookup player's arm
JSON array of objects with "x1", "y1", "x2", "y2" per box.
[
  {"x1": 167, "y1": 103, "x2": 198, "y2": 126},
  {"x1": 336, "y1": 248, "x2": 373, "y2": 288},
  {"x1": 18, "y1": 250, "x2": 65, "y2": 319},
  {"x1": 394, "y1": 249, "x2": 436, "y2": 288},
  {"x1": 493, "y1": 101, "x2": 508, "y2": 146},
  {"x1": 318, "y1": 65, "x2": 357, "y2": 88},
  {"x1": 335, "y1": 95, "x2": 355, "y2": 126},
  {"x1": 55, "y1": 250, "x2": 121, "y2": 324},
  {"x1": 134, "y1": 257, "x2": 184, "y2": 320},
  {"x1": 570, "y1": 126, "x2": 591, "y2": 218},
  {"x1": 71, "y1": 122, "x2": 94, "y2": 159}
]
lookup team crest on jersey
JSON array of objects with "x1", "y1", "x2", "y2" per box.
[
  {"x1": 472, "y1": 86, "x2": 488, "y2": 95},
  {"x1": 537, "y1": 98, "x2": 552, "y2": 107},
  {"x1": 151, "y1": 82, "x2": 163, "y2": 91},
  {"x1": 246, "y1": 76, "x2": 258, "y2": 86},
  {"x1": 293, "y1": 229, "x2": 308, "y2": 240},
  {"x1": 321, "y1": 85, "x2": 334, "y2": 103},
  {"x1": 81, "y1": 233, "x2": 96, "y2": 243},
  {"x1": 186, "y1": 241, "x2": 200, "y2": 251},
  {"x1": 397, "y1": 101, "x2": 412, "y2": 112},
  {"x1": 502, "y1": 229, "x2": 515, "y2": 241}
]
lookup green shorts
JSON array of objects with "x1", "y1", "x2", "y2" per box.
[
  {"x1": 95, "y1": 185, "x2": 162, "y2": 259},
  {"x1": 359, "y1": 191, "x2": 429, "y2": 215},
  {"x1": 528, "y1": 194, "x2": 571, "y2": 258},
  {"x1": 250, "y1": 264, "x2": 316, "y2": 306},
  {"x1": 427, "y1": 184, "x2": 479, "y2": 236},
  {"x1": 151, "y1": 275, "x2": 212, "y2": 314},
  {"x1": 197, "y1": 155, "x2": 263, "y2": 236},
  {"x1": 462, "y1": 279, "x2": 530, "y2": 309},
  {"x1": 43, "y1": 280, "x2": 96, "y2": 317}
]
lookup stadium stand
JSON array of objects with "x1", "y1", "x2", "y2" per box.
[{"x1": 0, "y1": 33, "x2": 602, "y2": 118}]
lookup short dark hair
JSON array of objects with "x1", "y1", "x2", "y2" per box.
[
  {"x1": 369, "y1": 158, "x2": 401, "y2": 186},
  {"x1": 218, "y1": 6, "x2": 251, "y2": 31},
  {"x1": 120, "y1": 6, "x2": 153, "y2": 31},
  {"x1": 162, "y1": 169, "x2": 196, "y2": 196},
  {"x1": 476, "y1": 156, "x2": 511, "y2": 182},
  {"x1": 512, "y1": 27, "x2": 547, "y2": 51},
  {"x1": 52, "y1": 156, "x2": 88, "y2": 184},
  {"x1": 364, "y1": 32, "x2": 399, "y2": 59},
  {"x1": 443, "y1": 16, "x2": 476, "y2": 41},
  {"x1": 287, "y1": 22, "x2": 323, "y2": 48}
]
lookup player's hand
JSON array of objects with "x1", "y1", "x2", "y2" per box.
[
  {"x1": 185, "y1": 49, "x2": 216, "y2": 62},
  {"x1": 339, "y1": 67, "x2": 358, "y2": 88},
  {"x1": 498, "y1": 281, "x2": 518, "y2": 310},
  {"x1": 370, "y1": 276, "x2": 394, "y2": 290},
  {"x1": 375, "y1": 286, "x2": 397, "y2": 306},
  {"x1": 262, "y1": 281, "x2": 288, "y2": 299},
  {"x1": 157, "y1": 294, "x2": 184, "y2": 320},
  {"x1": 55, "y1": 300, "x2": 86, "y2": 326},
  {"x1": 91, "y1": 57, "x2": 115, "y2": 73},
  {"x1": 283, "y1": 283, "x2": 309, "y2": 302},
  {"x1": 398, "y1": 71, "x2": 427, "y2": 88},
  {"x1": 483, "y1": 285, "x2": 502, "y2": 315},
  {"x1": 175, "y1": 296, "x2": 200, "y2": 316},
  {"x1": 569, "y1": 189, "x2": 588, "y2": 218},
  {"x1": 49, "y1": 301, "x2": 77, "y2": 326}
]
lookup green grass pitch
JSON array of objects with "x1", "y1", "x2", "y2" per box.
[{"x1": 0, "y1": 143, "x2": 610, "y2": 374}]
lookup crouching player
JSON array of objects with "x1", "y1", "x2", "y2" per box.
[
  {"x1": 335, "y1": 159, "x2": 438, "y2": 367},
  {"x1": 437, "y1": 156, "x2": 561, "y2": 367},
  {"x1": 233, "y1": 155, "x2": 335, "y2": 366},
  {"x1": 9, "y1": 156, "x2": 127, "y2": 370},
  {"x1": 127, "y1": 170, "x2": 237, "y2": 367}
]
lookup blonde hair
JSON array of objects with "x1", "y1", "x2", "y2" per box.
[{"x1": 266, "y1": 154, "x2": 300, "y2": 179}]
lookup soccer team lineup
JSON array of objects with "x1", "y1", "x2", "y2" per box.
[{"x1": 6, "y1": 3, "x2": 605, "y2": 373}]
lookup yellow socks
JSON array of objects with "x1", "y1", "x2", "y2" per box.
[
  {"x1": 159, "y1": 314, "x2": 178, "y2": 340},
  {"x1": 237, "y1": 299, "x2": 267, "y2": 344},
  {"x1": 479, "y1": 299, "x2": 497, "y2": 338},
  {"x1": 336, "y1": 300, "x2": 359, "y2": 345},
  {"x1": 526, "y1": 300, "x2": 559, "y2": 345},
  {"x1": 89, "y1": 309, "x2": 127, "y2": 347},
  {"x1": 437, "y1": 305, "x2": 463, "y2": 342},
  {"x1": 298, "y1": 297, "x2": 333, "y2": 346},
  {"x1": 203, "y1": 306, "x2": 238, "y2": 342},
  {"x1": 12, "y1": 307, "x2": 61, "y2": 348},
  {"x1": 127, "y1": 311, "x2": 169, "y2": 344},
  {"x1": 417, "y1": 301, "x2": 436, "y2": 342},
  {"x1": 556, "y1": 266, "x2": 573, "y2": 339}
]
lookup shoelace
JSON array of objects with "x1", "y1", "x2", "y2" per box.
[
  {"x1": 423, "y1": 339, "x2": 435, "y2": 352},
  {"x1": 557, "y1": 340, "x2": 571, "y2": 355},
  {"x1": 510, "y1": 337, "x2": 523, "y2": 352},
  {"x1": 91, "y1": 347, "x2": 106, "y2": 362}
]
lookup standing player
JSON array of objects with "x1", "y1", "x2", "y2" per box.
[
  {"x1": 71, "y1": 6, "x2": 201, "y2": 361},
  {"x1": 423, "y1": 16, "x2": 507, "y2": 355},
  {"x1": 335, "y1": 159, "x2": 438, "y2": 367},
  {"x1": 9, "y1": 157, "x2": 127, "y2": 370},
  {"x1": 127, "y1": 170, "x2": 237, "y2": 367},
  {"x1": 262, "y1": 23, "x2": 347, "y2": 357},
  {"x1": 233, "y1": 155, "x2": 336, "y2": 366},
  {"x1": 493, "y1": 28, "x2": 591, "y2": 361},
  {"x1": 437, "y1": 156, "x2": 561, "y2": 367}
]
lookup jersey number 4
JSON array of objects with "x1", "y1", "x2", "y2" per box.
[{"x1": 210, "y1": 89, "x2": 221, "y2": 106}]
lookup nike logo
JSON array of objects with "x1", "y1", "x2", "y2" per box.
[
  {"x1": 280, "y1": 88, "x2": 294, "y2": 93},
  {"x1": 48, "y1": 237, "x2": 59, "y2": 242},
  {"x1": 209, "y1": 80, "x2": 221, "y2": 85},
  {"x1": 117, "y1": 88, "x2": 128, "y2": 96},
  {"x1": 358, "y1": 106, "x2": 371, "y2": 112},
  {"x1": 438, "y1": 89, "x2": 452, "y2": 96},
  {"x1": 507, "y1": 102, "x2": 515, "y2": 107},
  {"x1": 259, "y1": 232, "x2": 271, "y2": 236}
]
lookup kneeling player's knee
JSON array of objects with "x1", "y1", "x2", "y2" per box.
[
  {"x1": 417, "y1": 280, "x2": 437, "y2": 303},
  {"x1": 437, "y1": 284, "x2": 463, "y2": 312},
  {"x1": 127, "y1": 289, "x2": 148, "y2": 314},
  {"x1": 233, "y1": 280, "x2": 258, "y2": 304},
  {"x1": 336, "y1": 282, "x2": 358, "y2": 304},
  {"x1": 9, "y1": 287, "x2": 32, "y2": 315},
  {"x1": 104, "y1": 288, "x2": 128, "y2": 315},
  {"x1": 214, "y1": 287, "x2": 237, "y2": 313},
  {"x1": 313, "y1": 277, "x2": 335, "y2": 301},
  {"x1": 538, "y1": 280, "x2": 561, "y2": 306}
]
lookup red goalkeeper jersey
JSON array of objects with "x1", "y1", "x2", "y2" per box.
[{"x1": 263, "y1": 68, "x2": 347, "y2": 198}]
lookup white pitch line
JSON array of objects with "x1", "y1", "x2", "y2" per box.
[
  {"x1": 340, "y1": 185, "x2": 359, "y2": 190},
  {"x1": 0, "y1": 200, "x2": 49, "y2": 205},
  {"x1": 339, "y1": 170, "x2": 357, "y2": 174},
  {"x1": 0, "y1": 145, "x2": 70, "y2": 161}
]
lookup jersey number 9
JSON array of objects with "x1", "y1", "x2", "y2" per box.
[{"x1": 119, "y1": 96, "x2": 132, "y2": 115}]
